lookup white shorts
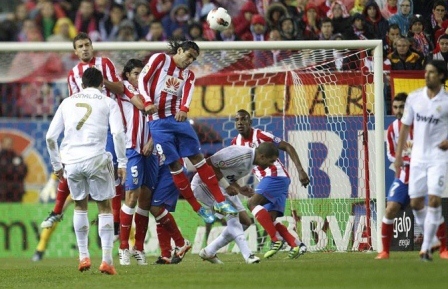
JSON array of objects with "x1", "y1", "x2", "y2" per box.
[
  {"x1": 191, "y1": 175, "x2": 245, "y2": 219},
  {"x1": 64, "y1": 152, "x2": 115, "y2": 201},
  {"x1": 408, "y1": 161, "x2": 448, "y2": 199}
]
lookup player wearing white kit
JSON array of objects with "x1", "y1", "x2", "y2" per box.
[
  {"x1": 116, "y1": 59, "x2": 151, "y2": 266},
  {"x1": 395, "y1": 60, "x2": 448, "y2": 261},
  {"x1": 192, "y1": 143, "x2": 279, "y2": 264},
  {"x1": 46, "y1": 68, "x2": 126, "y2": 274}
]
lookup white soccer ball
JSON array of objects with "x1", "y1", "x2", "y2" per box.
[{"x1": 207, "y1": 7, "x2": 231, "y2": 32}]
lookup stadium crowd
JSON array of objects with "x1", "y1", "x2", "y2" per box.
[{"x1": 0, "y1": 0, "x2": 446, "y2": 117}]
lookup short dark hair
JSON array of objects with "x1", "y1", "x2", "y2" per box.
[
  {"x1": 167, "y1": 39, "x2": 200, "y2": 55},
  {"x1": 393, "y1": 92, "x2": 408, "y2": 102},
  {"x1": 427, "y1": 59, "x2": 448, "y2": 84},
  {"x1": 236, "y1": 109, "x2": 251, "y2": 118},
  {"x1": 122, "y1": 59, "x2": 144, "y2": 80},
  {"x1": 257, "y1": 142, "x2": 279, "y2": 159},
  {"x1": 388, "y1": 23, "x2": 401, "y2": 33},
  {"x1": 82, "y1": 67, "x2": 103, "y2": 88},
  {"x1": 73, "y1": 32, "x2": 92, "y2": 49}
]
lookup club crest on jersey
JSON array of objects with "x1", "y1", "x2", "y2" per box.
[
  {"x1": 273, "y1": 137, "x2": 281, "y2": 143},
  {"x1": 162, "y1": 75, "x2": 182, "y2": 95}
]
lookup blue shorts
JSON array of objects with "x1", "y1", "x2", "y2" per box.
[
  {"x1": 151, "y1": 164, "x2": 179, "y2": 212},
  {"x1": 387, "y1": 178, "x2": 410, "y2": 209},
  {"x1": 149, "y1": 116, "x2": 201, "y2": 165},
  {"x1": 124, "y1": 149, "x2": 145, "y2": 191},
  {"x1": 255, "y1": 176, "x2": 290, "y2": 217},
  {"x1": 105, "y1": 131, "x2": 117, "y2": 167},
  {"x1": 143, "y1": 153, "x2": 159, "y2": 190}
]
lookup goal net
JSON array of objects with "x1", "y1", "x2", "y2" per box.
[{"x1": 0, "y1": 40, "x2": 384, "y2": 258}]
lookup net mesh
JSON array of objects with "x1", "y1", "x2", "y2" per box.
[{"x1": 0, "y1": 45, "x2": 380, "y2": 258}]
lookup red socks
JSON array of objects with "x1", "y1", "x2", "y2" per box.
[
  {"x1": 253, "y1": 207, "x2": 278, "y2": 242},
  {"x1": 157, "y1": 223, "x2": 172, "y2": 258},
  {"x1": 381, "y1": 222, "x2": 393, "y2": 254},
  {"x1": 171, "y1": 172, "x2": 201, "y2": 212},
  {"x1": 275, "y1": 222, "x2": 297, "y2": 247},
  {"x1": 134, "y1": 211, "x2": 149, "y2": 252},
  {"x1": 195, "y1": 163, "x2": 225, "y2": 203},
  {"x1": 53, "y1": 178, "x2": 70, "y2": 214},
  {"x1": 156, "y1": 210, "x2": 184, "y2": 248}
]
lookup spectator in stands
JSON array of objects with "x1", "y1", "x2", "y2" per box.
[
  {"x1": 27, "y1": 0, "x2": 66, "y2": 20},
  {"x1": 266, "y1": 28, "x2": 293, "y2": 66},
  {"x1": 74, "y1": 0, "x2": 99, "y2": 38},
  {"x1": 407, "y1": 14, "x2": 433, "y2": 60},
  {"x1": 318, "y1": 17, "x2": 335, "y2": 40},
  {"x1": 115, "y1": 19, "x2": 138, "y2": 42},
  {"x1": 150, "y1": 0, "x2": 173, "y2": 21},
  {"x1": 362, "y1": 0, "x2": 389, "y2": 40},
  {"x1": 383, "y1": 23, "x2": 402, "y2": 58},
  {"x1": 17, "y1": 18, "x2": 39, "y2": 42},
  {"x1": 387, "y1": 36, "x2": 424, "y2": 70},
  {"x1": 282, "y1": 0, "x2": 304, "y2": 20},
  {"x1": 99, "y1": 3, "x2": 128, "y2": 41},
  {"x1": 0, "y1": 3, "x2": 28, "y2": 41},
  {"x1": 47, "y1": 17, "x2": 78, "y2": 42},
  {"x1": 161, "y1": 3, "x2": 190, "y2": 39},
  {"x1": 301, "y1": 3, "x2": 321, "y2": 40},
  {"x1": 187, "y1": 21, "x2": 207, "y2": 41},
  {"x1": 327, "y1": 1, "x2": 352, "y2": 35},
  {"x1": 381, "y1": 0, "x2": 399, "y2": 20},
  {"x1": 215, "y1": 22, "x2": 241, "y2": 41},
  {"x1": 424, "y1": 0, "x2": 448, "y2": 46},
  {"x1": 318, "y1": 0, "x2": 337, "y2": 18},
  {"x1": 133, "y1": 0, "x2": 153, "y2": 38},
  {"x1": 232, "y1": 1, "x2": 259, "y2": 41},
  {"x1": 145, "y1": 20, "x2": 167, "y2": 41},
  {"x1": 265, "y1": 2, "x2": 288, "y2": 32},
  {"x1": 250, "y1": 14, "x2": 269, "y2": 68},
  {"x1": 350, "y1": 0, "x2": 368, "y2": 15},
  {"x1": 0, "y1": 136, "x2": 28, "y2": 202},
  {"x1": 58, "y1": 0, "x2": 80, "y2": 22},
  {"x1": 343, "y1": 13, "x2": 375, "y2": 40},
  {"x1": 34, "y1": 0, "x2": 64, "y2": 41},
  {"x1": 279, "y1": 16, "x2": 303, "y2": 40},
  {"x1": 432, "y1": 34, "x2": 448, "y2": 69},
  {"x1": 388, "y1": 0, "x2": 413, "y2": 35}
]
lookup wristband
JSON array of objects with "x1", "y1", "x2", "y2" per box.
[{"x1": 219, "y1": 178, "x2": 230, "y2": 189}]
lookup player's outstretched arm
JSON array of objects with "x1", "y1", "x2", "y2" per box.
[{"x1": 278, "y1": 140, "x2": 310, "y2": 187}]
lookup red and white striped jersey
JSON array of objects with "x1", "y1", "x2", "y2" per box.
[
  {"x1": 67, "y1": 57, "x2": 121, "y2": 98},
  {"x1": 138, "y1": 53, "x2": 195, "y2": 120},
  {"x1": 231, "y1": 128, "x2": 289, "y2": 180},
  {"x1": 386, "y1": 119, "x2": 413, "y2": 184},
  {"x1": 117, "y1": 80, "x2": 148, "y2": 153}
]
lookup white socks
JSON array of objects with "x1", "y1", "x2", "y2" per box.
[{"x1": 73, "y1": 210, "x2": 89, "y2": 260}]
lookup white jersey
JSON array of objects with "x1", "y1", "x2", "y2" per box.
[
  {"x1": 191, "y1": 146, "x2": 255, "y2": 188},
  {"x1": 118, "y1": 80, "x2": 148, "y2": 153},
  {"x1": 46, "y1": 87, "x2": 127, "y2": 170},
  {"x1": 207, "y1": 146, "x2": 255, "y2": 184},
  {"x1": 401, "y1": 87, "x2": 448, "y2": 163}
]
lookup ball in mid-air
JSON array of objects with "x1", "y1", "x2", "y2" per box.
[{"x1": 207, "y1": 7, "x2": 231, "y2": 31}]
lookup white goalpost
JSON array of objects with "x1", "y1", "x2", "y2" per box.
[{"x1": 0, "y1": 40, "x2": 385, "y2": 257}]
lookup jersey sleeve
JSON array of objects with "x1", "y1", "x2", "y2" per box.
[
  {"x1": 46, "y1": 103, "x2": 65, "y2": 171},
  {"x1": 108, "y1": 99, "x2": 127, "y2": 169},
  {"x1": 386, "y1": 124, "x2": 395, "y2": 163},
  {"x1": 138, "y1": 53, "x2": 165, "y2": 107},
  {"x1": 180, "y1": 70, "x2": 195, "y2": 113},
  {"x1": 401, "y1": 97, "x2": 414, "y2": 126}
]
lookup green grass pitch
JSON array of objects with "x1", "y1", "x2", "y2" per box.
[{"x1": 0, "y1": 251, "x2": 446, "y2": 289}]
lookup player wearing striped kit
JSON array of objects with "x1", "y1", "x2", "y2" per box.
[
  {"x1": 232, "y1": 109, "x2": 309, "y2": 259},
  {"x1": 138, "y1": 39, "x2": 237, "y2": 216}
]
